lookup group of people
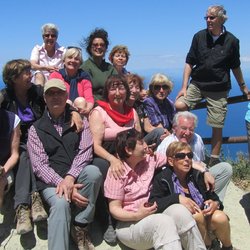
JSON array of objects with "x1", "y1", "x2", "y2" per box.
[{"x1": 0, "y1": 4, "x2": 249, "y2": 250}]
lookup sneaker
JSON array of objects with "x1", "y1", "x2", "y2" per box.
[
  {"x1": 16, "y1": 204, "x2": 33, "y2": 234},
  {"x1": 31, "y1": 192, "x2": 48, "y2": 222},
  {"x1": 71, "y1": 225, "x2": 95, "y2": 250},
  {"x1": 103, "y1": 224, "x2": 117, "y2": 245}
]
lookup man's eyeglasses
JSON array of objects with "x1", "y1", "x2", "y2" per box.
[
  {"x1": 43, "y1": 34, "x2": 57, "y2": 38},
  {"x1": 174, "y1": 152, "x2": 193, "y2": 160},
  {"x1": 204, "y1": 16, "x2": 217, "y2": 21},
  {"x1": 154, "y1": 85, "x2": 169, "y2": 91}
]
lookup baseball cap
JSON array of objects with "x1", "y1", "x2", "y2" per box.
[{"x1": 44, "y1": 79, "x2": 66, "y2": 94}]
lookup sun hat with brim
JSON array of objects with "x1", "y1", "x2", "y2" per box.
[{"x1": 44, "y1": 79, "x2": 66, "y2": 94}]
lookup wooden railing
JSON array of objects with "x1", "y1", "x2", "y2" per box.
[{"x1": 193, "y1": 95, "x2": 249, "y2": 147}]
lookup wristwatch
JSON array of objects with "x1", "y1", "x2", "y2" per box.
[
  {"x1": 202, "y1": 166, "x2": 209, "y2": 173},
  {"x1": 239, "y1": 82, "x2": 246, "y2": 87}
]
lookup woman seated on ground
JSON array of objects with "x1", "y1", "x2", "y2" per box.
[
  {"x1": 149, "y1": 141, "x2": 233, "y2": 250},
  {"x1": 89, "y1": 74, "x2": 140, "y2": 243},
  {"x1": 0, "y1": 104, "x2": 20, "y2": 209},
  {"x1": 104, "y1": 128, "x2": 206, "y2": 250},
  {"x1": 109, "y1": 45, "x2": 130, "y2": 75},
  {"x1": 49, "y1": 47, "x2": 94, "y2": 115},
  {"x1": 126, "y1": 73, "x2": 165, "y2": 147},
  {"x1": 144, "y1": 73, "x2": 176, "y2": 137},
  {"x1": 30, "y1": 23, "x2": 65, "y2": 86}
]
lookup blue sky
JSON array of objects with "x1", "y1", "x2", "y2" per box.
[
  {"x1": 0, "y1": 0, "x2": 249, "y2": 157},
  {"x1": 1, "y1": 0, "x2": 250, "y2": 79}
]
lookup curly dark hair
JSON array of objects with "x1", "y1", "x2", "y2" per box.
[{"x1": 82, "y1": 28, "x2": 109, "y2": 56}]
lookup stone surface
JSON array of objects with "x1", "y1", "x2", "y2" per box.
[{"x1": 0, "y1": 182, "x2": 249, "y2": 250}]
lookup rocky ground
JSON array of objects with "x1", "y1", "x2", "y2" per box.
[{"x1": 0, "y1": 181, "x2": 249, "y2": 250}]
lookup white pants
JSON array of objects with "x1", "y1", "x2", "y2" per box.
[{"x1": 116, "y1": 204, "x2": 206, "y2": 250}]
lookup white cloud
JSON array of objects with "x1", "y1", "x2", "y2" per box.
[{"x1": 241, "y1": 56, "x2": 250, "y2": 63}]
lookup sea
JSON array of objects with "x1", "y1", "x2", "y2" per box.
[{"x1": 0, "y1": 75, "x2": 249, "y2": 161}]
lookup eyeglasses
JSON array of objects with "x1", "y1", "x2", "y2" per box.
[
  {"x1": 174, "y1": 152, "x2": 193, "y2": 160},
  {"x1": 92, "y1": 43, "x2": 105, "y2": 48},
  {"x1": 204, "y1": 16, "x2": 217, "y2": 21},
  {"x1": 43, "y1": 34, "x2": 57, "y2": 38},
  {"x1": 154, "y1": 85, "x2": 169, "y2": 91},
  {"x1": 109, "y1": 84, "x2": 126, "y2": 92}
]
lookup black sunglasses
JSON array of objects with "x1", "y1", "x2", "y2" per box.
[
  {"x1": 43, "y1": 34, "x2": 57, "y2": 38},
  {"x1": 204, "y1": 16, "x2": 217, "y2": 21},
  {"x1": 174, "y1": 152, "x2": 193, "y2": 160},
  {"x1": 154, "y1": 85, "x2": 169, "y2": 91}
]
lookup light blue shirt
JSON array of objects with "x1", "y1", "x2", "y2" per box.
[
  {"x1": 156, "y1": 133, "x2": 205, "y2": 162},
  {"x1": 245, "y1": 103, "x2": 250, "y2": 122}
]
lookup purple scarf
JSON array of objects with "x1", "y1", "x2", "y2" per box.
[{"x1": 172, "y1": 172, "x2": 204, "y2": 208}]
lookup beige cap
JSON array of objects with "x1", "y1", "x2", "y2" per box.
[{"x1": 44, "y1": 79, "x2": 66, "y2": 94}]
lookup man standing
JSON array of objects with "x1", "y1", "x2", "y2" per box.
[
  {"x1": 175, "y1": 5, "x2": 250, "y2": 167},
  {"x1": 27, "y1": 79, "x2": 102, "y2": 250},
  {"x1": 157, "y1": 111, "x2": 232, "y2": 202}
]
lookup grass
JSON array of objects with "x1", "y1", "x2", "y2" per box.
[{"x1": 227, "y1": 152, "x2": 250, "y2": 191}]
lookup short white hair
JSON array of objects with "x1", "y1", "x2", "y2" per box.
[
  {"x1": 173, "y1": 111, "x2": 198, "y2": 128},
  {"x1": 41, "y1": 23, "x2": 59, "y2": 36}
]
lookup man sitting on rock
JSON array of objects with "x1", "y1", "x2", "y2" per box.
[{"x1": 27, "y1": 79, "x2": 102, "y2": 250}]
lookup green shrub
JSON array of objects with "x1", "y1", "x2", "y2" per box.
[{"x1": 229, "y1": 152, "x2": 250, "y2": 190}]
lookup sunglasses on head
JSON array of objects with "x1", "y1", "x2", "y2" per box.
[
  {"x1": 154, "y1": 85, "x2": 169, "y2": 91},
  {"x1": 174, "y1": 152, "x2": 193, "y2": 160}
]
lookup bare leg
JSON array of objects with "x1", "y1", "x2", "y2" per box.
[
  {"x1": 207, "y1": 210, "x2": 232, "y2": 248},
  {"x1": 175, "y1": 100, "x2": 189, "y2": 111},
  {"x1": 211, "y1": 127, "x2": 222, "y2": 156},
  {"x1": 193, "y1": 212, "x2": 211, "y2": 247}
]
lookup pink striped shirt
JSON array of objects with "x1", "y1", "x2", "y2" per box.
[
  {"x1": 104, "y1": 153, "x2": 166, "y2": 212},
  {"x1": 27, "y1": 114, "x2": 93, "y2": 186}
]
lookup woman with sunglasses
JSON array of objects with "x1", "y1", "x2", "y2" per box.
[
  {"x1": 144, "y1": 73, "x2": 176, "y2": 140},
  {"x1": 150, "y1": 141, "x2": 233, "y2": 250},
  {"x1": 49, "y1": 47, "x2": 94, "y2": 115},
  {"x1": 30, "y1": 23, "x2": 66, "y2": 86},
  {"x1": 104, "y1": 129, "x2": 206, "y2": 250},
  {"x1": 81, "y1": 28, "x2": 117, "y2": 101}
]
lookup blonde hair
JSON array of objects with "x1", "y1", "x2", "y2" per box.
[
  {"x1": 63, "y1": 48, "x2": 83, "y2": 64},
  {"x1": 166, "y1": 141, "x2": 192, "y2": 158},
  {"x1": 148, "y1": 73, "x2": 173, "y2": 95}
]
